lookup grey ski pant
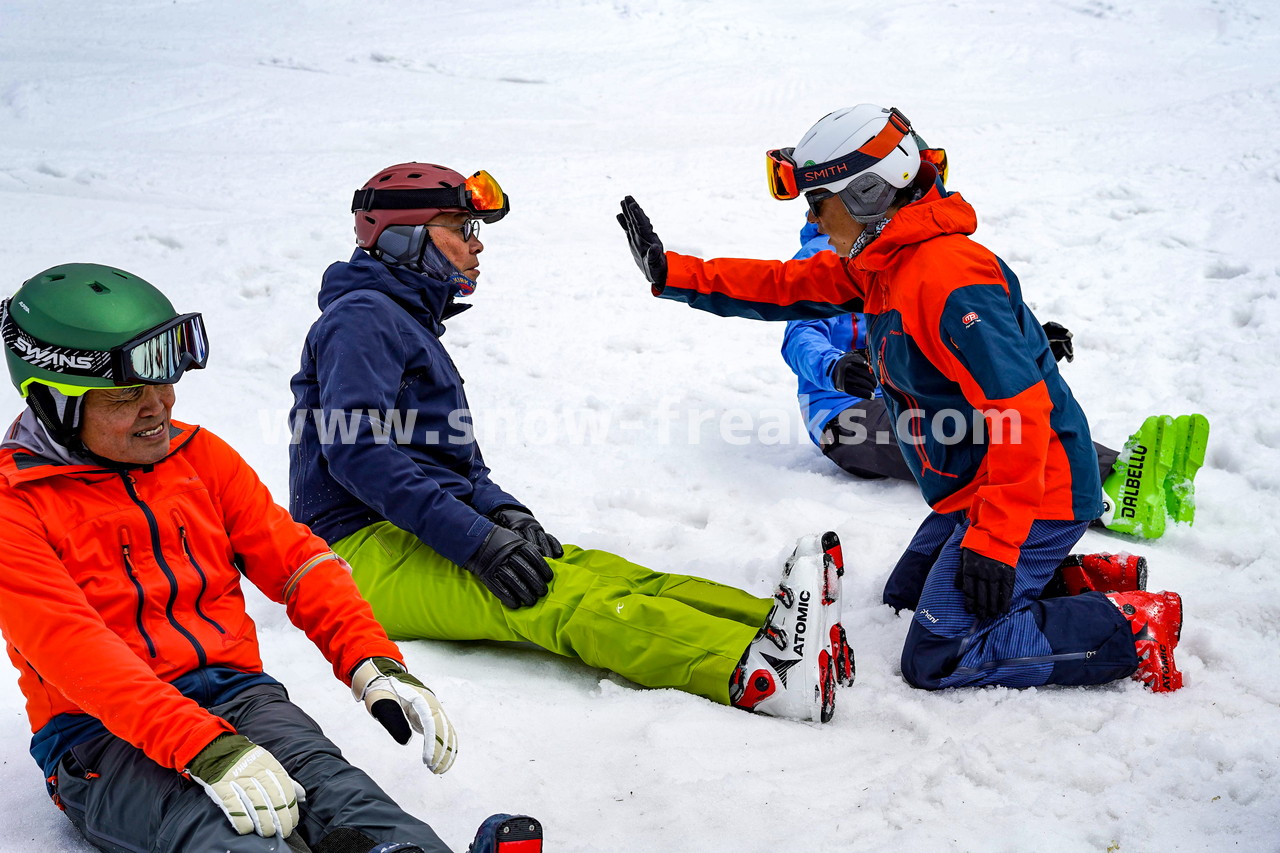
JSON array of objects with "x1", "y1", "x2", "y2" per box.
[{"x1": 51, "y1": 684, "x2": 452, "y2": 853}]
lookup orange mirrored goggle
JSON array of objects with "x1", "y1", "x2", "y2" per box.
[
  {"x1": 351, "y1": 169, "x2": 510, "y2": 223},
  {"x1": 920, "y1": 146, "x2": 949, "y2": 186},
  {"x1": 766, "y1": 108, "x2": 912, "y2": 201}
]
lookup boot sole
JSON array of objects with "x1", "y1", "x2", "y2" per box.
[{"x1": 1166, "y1": 414, "x2": 1210, "y2": 525}]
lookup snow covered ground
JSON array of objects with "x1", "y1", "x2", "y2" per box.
[{"x1": 2, "y1": 0, "x2": 1279, "y2": 850}]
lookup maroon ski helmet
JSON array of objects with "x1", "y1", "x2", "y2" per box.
[{"x1": 353, "y1": 162, "x2": 468, "y2": 249}]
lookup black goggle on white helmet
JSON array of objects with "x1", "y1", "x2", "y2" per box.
[{"x1": 790, "y1": 105, "x2": 922, "y2": 224}]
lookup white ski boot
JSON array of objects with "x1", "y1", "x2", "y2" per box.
[{"x1": 731, "y1": 534, "x2": 841, "y2": 723}]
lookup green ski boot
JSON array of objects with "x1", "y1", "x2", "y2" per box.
[
  {"x1": 1100, "y1": 415, "x2": 1176, "y2": 538},
  {"x1": 1166, "y1": 413, "x2": 1210, "y2": 525}
]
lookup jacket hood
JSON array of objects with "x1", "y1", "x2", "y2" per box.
[
  {"x1": 1, "y1": 409, "x2": 86, "y2": 467},
  {"x1": 318, "y1": 250, "x2": 470, "y2": 331},
  {"x1": 855, "y1": 191, "x2": 978, "y2": 273}
]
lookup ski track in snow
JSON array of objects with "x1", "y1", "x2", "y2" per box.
[{"x1": 1, "y1": 1, "x2": 1278, "y2": 850}]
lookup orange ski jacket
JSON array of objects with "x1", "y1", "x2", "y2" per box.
[
  {"x1": 0, "y1": 418, "x2": 403, "y2": 772},
  {"x1": 658, "y1": 191, "x2": 1102, "y2": 567}
]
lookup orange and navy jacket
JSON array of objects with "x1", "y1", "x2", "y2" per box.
[
  {"x1": 0, "y1": 416, "x2": 403, "y2": 773},
  {"x1": 659, "y1": 189, "x2": 1102, "y2": 567}
]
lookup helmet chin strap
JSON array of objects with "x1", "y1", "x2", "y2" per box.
[{"x1": 25, "y1": 384, "x2": 87, "y2": 452}]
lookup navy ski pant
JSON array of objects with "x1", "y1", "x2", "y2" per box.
[
  {"x1": 887, "y1": 511, "x2": 1139, "y2": 690},
  {"x1": 52, "y1": 684, "x2": 452, "y2": 853}
]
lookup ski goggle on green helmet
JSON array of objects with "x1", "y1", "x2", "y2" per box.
[{"x1": 2, "y1": 263, "x2": 209, "y2": 398}]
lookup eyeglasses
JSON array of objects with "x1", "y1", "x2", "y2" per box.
[
  {"x1": 351, "y1": 169, "x2": 510, "y2": 223},
  {"x1": 805, "y1": 189, "x2": 834, "y2": 219},
  {"x1": 1, "y1": 299, "x2": 208, "y2": 387},
  {"x1": 426, "y1": 218, "x2": 481, "y2": 241},
  {"x1": 766, "y1": 108, "x2": 912, "y2": 201}
]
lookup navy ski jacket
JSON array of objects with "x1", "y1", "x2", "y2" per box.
[{"x1": 288, "y1": 250, "x2": 523, "y2": 566}]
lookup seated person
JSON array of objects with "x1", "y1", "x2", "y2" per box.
[
  {"x1": 0, "y1": 264, "x2": 533, "y2": 853},
  {"x1": 287, "y1": 163, "x2": 852, "y2": 726}
]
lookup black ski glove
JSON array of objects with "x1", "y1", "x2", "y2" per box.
[
  {"x1": 616, "y1": 195, "x2": 668, "y2": 289},
  {"x1": 1042, "y1": 321, "x2": 1074, "y2": 363},
  {"x1": 829, "y1": 350, "x2": 877, "y2": 398},
  {"x1": 954, "y1": 548, "x2": 1015, "y2": 620},
  {"x1": 490, "y1": 507, "x2": 564, "y2": 559},
  {"x1": 463, "y1": 525, "x2": 554, "y2": 609}
]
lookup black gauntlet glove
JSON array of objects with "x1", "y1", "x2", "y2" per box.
[
  {"x1": 954, "y1": 548, "x2": 1015, "y2": 620},
  {"x1": 1042, "y1": 321, "x2": 1074, "y2": 363},
  {"x1": 490, "y1": 507, "x2": 563, "y2": 559},
  {"x1": 464, "y1": 525, "x2": 554, "y2": 609},
  {"x1": 617, "y1": 195, "x2": 668, "y2": 289},
  {"x1": 829, "y1": 349, "x2": 877, "y2": 398}
]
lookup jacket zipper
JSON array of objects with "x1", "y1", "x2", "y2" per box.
[
  {"x1": 119, "y1": 473, "x2": 208, "y2": 667},
  {"x1": 172, "y1": 510, "x2": 226, "y2": 635},
  {"x1": 875, "y1": 336, "x2": 957, "y2": 479},
  {"x1": 118, "y1": 528, "x2": 158, "y2": 659}
]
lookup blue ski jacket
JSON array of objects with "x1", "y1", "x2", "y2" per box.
[
  {"x1": 782, "y1": 222, "x2": 879, "y2": 445},
  {"x1": 288, "y1": 250, "x2": 524, "y2": 566}
]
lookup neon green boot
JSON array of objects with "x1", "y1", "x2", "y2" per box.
[
  {"x1": 1100, "y1": 415, "x2": 1176, "y2": 538},
  {"x1": 1166, "y1": 414, "x2": 1210, "y2": 525}
]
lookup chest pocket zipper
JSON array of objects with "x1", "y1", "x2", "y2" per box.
[
  {"x1": 876, "y1": 336, "x2": 958, "y2": 480},
  {"x1": 118, "y1": 528, "x2": 157, "y2": 659},
  {"x1": 171, "y1": 510, "x2": 226, "y2": 635}
]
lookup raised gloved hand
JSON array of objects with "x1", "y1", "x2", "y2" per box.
[
  {"x1": 351, "y1": 657, "x2": 458, "y2": 774},
  {"x1": 464, "y1": 525, "x2": 554, "y2": 608},
  {"x1": 1042, "y1": 321, "x2": 1074, "y2": 363},
  {"x1": 829, "y1": 350, "x2": 877, "y2": 398},
  {"x1": 490, "y1": 507, "x2": 563, "y2": 559},
  {"x1": 187, "y1": 733, "x2": 304, "y2": 838},
  {"x1": 616, "y1": 195, "x2": 668, "y2": 289},
  {"x1": 954, "y1": 548, "x2": 1016, "y2": 620}
]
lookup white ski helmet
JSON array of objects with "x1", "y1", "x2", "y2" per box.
[{"x1": 780, "y1": 105, "x2": 921, "y2": 223}]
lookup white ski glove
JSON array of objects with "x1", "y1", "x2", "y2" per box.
[
  {"x1": 351, "y1": 657, "x2": 458, "y2": 774},
  {"x1": 187, "y1": 734, "x2": 305, "y2": 838}
]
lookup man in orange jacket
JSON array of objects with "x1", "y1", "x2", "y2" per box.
[
  {"x1": 0, "y1": 264, "x2": 536, "y2": 852},
  {"x1": 618, "y1": 105, "x2": 1187, "y2": 695}
]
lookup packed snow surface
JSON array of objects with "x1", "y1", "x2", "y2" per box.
[{"x1": 2, "y1": 1, "x2": 1278, "y2": 850}]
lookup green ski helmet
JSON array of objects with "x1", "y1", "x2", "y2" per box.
[{"x1": 2, "y1": 263, "x2": 208, "y2": 444}]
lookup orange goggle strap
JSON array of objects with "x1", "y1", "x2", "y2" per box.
[
  {"x1": 351, "y1": 170, "x2": 510, "y2": 223},
  {"x1": 766, "y1": 108, "x2": 912, "y2": 200}
]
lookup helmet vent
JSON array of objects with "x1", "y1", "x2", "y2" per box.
[
  {"x1": 88, "y1": 282, "x2": 110, "y2": 293},
  {"x1": 45, "y1": 274, "x2": 66, "y2": 282},
  {"x1": 406, "y1": 173, "x2": 422, "y2": 178}
]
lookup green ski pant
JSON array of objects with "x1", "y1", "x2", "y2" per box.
[{"x1": 334, "y1": 521, "x2": 773, "y2": 705}]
